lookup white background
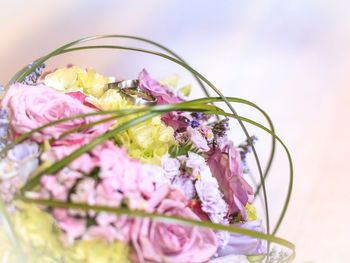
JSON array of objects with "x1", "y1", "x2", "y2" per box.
[{"x1": 1, "y1": 1, "x2": 350, "y2": 262}]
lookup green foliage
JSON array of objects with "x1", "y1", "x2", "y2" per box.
[{"x1": 168, "y1": 141, "x2": 202, "y2": 158}]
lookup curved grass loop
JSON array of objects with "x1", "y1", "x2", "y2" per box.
[
  {"x1": 11, "y1": 38, "x2": 272, "y2": 242},
  {"x1": 2, "y1": 35, "x2": 294, "y2": 262},
  {"x1": 20, "y1": 196, "x2": 296, "y2": 252},
  {"x1": 15, "y1": 100, "x2": 294, "y2": 258}
]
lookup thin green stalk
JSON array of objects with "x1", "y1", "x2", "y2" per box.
[
  {"x1": 15, "y1": 101, "x2": 291, "y2": 236},
  {"x1": 7, "y1": 36, "x2": 295, "y2": 257},
  {"x1": 57, "y1": 115, "x2": 119, "y2": 140},
  {"x1": 0, "y1": 109, "x2": 133, "y2": 157},
  {"x1": 1, "y1": 92, "x2": 285, "y2": 235},
  {"x1": 2, "y1": 35, "x2": 293, "y2": 262},
  {"x1": 10, "y1": 41, "x2": 271, "y2": 238},
  {"x1": 49, "y1": 44, "x2": 271, "y2": 242},
  {"x1": 0, "y1": 103, "x2": 219, "y2": 157},
  {"x1": 8, "y1": 35, "x2": 210, "y2": 98},
  {"x1": 10, "y1": 104, "x2": 292, "y2": 259},
  {"x1": 19, "y1": 196, "x2": 296, "y2": 255},
  {"x1": 2, "y1": 92, "x2": 286, "y2": 235},
  {"x1": 181, "y1": 96, "x2": 276, "y2": 200}
]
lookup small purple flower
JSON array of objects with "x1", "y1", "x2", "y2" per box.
[
  {"x1": 216, "y1": 230, "x2": 231, "y2": 249},
  {"x1": 0, "y1": 140, "x2": 40, "y2": 205},
  {"x1": 0, "y1": 140, "x2": 40, "y2": 180},
  {"x1": 181, "y1": 151, "x2": 207, "y2": 178},
  {"x1": 190, "y1": 120, "x2": 201, "y2": 128},
  {"x1": 195, "y1": 165, "x2": 230, "y2": 248},
  {"x1": 217, "y1": 220, "x2": 267, "y2": 256},
  {"x1": 187, "y1": 127, "x2": 210, "y2": 152},
  {"x1": 161, "y1": 154, "x2": 181, "y2": 181},
  {"x1": 7, "y1": 140, "x2": 39, "y2": 162},
  {"x1": 192, "y1": 112, "x2": 204, "y2": 120},
  {"x1": 172, "y1": 175, "x2": 196, "y2": 199}
]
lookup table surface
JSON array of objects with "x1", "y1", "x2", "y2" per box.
[{"x1": 1, "y1": 1, "x2": 349, "y2": 262}]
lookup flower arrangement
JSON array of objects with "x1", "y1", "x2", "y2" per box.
[{"x1": 0, "y1": 35, "x2": 295, "y2": 263}]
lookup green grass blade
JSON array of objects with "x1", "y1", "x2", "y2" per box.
[
  {"x1": 19, "y1": 196, "x2": 296, "y2": 255},
  {"x1": 15, "y1": 101, "x2": 291, "y2": 236},
  {"x1": 6, "y1": 36, "x2": 296, "y2": 257},
  {"x1": 8, "y1": 35, "x2": 210, "y2": 98},
  {"x1": 50, "y1": 44, "x2": 271, "y2": 243},
  {"x1": 10, "y1": 41, "x2": 272, "y2": 242}
]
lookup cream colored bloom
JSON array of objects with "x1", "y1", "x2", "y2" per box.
[
  {"x1": 44, "y1": 66, "x2": 175, "y2": 165},
  {"x1": 87, "y1": 84, "x2": 175, "y2": 165},
  {"x1": 86, "y1": 88, "x2": 131, "y2": 111},
  {"x1": 0, "y1": 202, "x2": 130, "y2": 263},
  {"x1": 116, "y1": 115, "x2": 174, "y2": 165},
  {"x1": 44, "y1": 66, "x2": 111, "y2": 98}
]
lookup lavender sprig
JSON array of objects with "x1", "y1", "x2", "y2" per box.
[
  {"x1": 22, "y1": 63, "x2": 45, "y2": 85},
  {"x1": 0, "y1": 91, "x2": 10, "y2": 153},
  {"x1": 238, "y1": 135, "x2": 258, "y2": 173}
]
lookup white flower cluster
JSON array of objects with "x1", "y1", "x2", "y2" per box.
[{"x1": 161, "y1": 152, "x2": 230, "y2": 248}]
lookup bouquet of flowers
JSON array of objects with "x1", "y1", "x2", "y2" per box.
[{"x1": 0, "y1": 35, "x2": 295, "y2": 263}]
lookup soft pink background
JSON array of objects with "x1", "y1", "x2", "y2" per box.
[{"x1": 1, "y1": 1, "x2": 349, "y2": 262}]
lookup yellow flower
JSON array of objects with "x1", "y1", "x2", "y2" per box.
[
  {"x1": 86, "y1": 88, "x2": 131, "y2": 111},
  {"x1": 117, "y1": 115, "x2": 175, "y2": 165},
  {"x1": 246, "y1": 203, "x2": 258, "y2": 221},
  {"x1": 44, "y1": 66, "x2": 175, "y2": 165},
  {"x1": 44, "y1": 66, "x2": 111, "y2": 98},
  {"x1": 0, "y1": 202, "x2": 130, "y2": 263},
  {"x1": 88, "y1": 85, "x2": 175, "y2": 165}
]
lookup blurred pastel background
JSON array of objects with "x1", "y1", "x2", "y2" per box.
[{"x1": 1, "y1": 1, "x2": 349, "y2": 262}]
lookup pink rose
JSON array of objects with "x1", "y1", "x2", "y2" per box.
[
  {"x1": 112, "y1": 215, "x2": 134, "y2": 242},
  {"x1": 132, "y1": 185, "x2": 218, "y2": 263},
  {"x1": 1, "y1": 83, "x2": 111, "y2": 145}
]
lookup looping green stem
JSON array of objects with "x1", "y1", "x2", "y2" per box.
[
  {"x1": 15, "y1": 99, "x2": 291, "y2": 237},
  {"x1": 10, "y1": 42, "x2": 272, "y2": 244},
  {"x1": 3, "y1": 35, "x2": 294, "y2": 262},
  {"x1": 19, "y1": 196, "x2": 296, "y2": 255}
]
